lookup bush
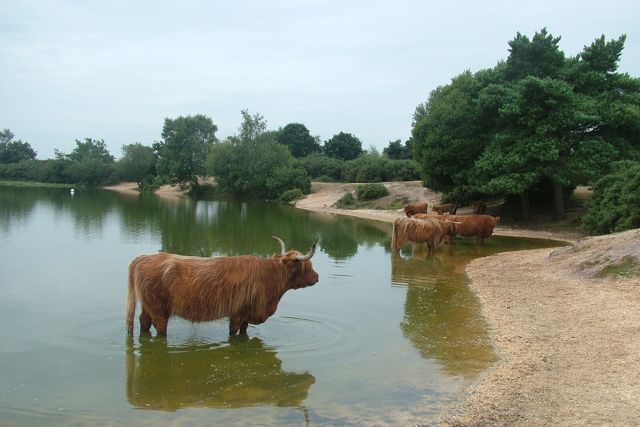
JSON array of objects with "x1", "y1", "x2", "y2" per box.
[
  {"x1": 335, "y1": 191, "x2": 356, "y2": 208},
  {"x1": 383, "y1": 159, "x2": 421, "y2": 181},
  {"x1": 582, "y1": 161, "x2": 640, "y2": 234},
  {"x1": 356, "y1": 183, "x2": 389, "y2": 201},
  {"x1": 295, "y1": 154, "x2": 343, "y2": 181},
  {"x1": 279, "y1": 188, "x2": 304, "y2": 202}
]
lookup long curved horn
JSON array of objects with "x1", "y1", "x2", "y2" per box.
[
  {"x1": 296, "y1": 242, "x2": 317, "y2": 261},
  {"x1": 272, "y1": 236, "x2": 286, "y2": 255}
]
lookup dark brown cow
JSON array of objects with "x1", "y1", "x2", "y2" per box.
[
  {"x1": 126, "y1": 237, "x2": 319, "y2": 336},
  {"x1": 403, "y1": 202, "x2": 429, "y2": 217},
  {"x1": 392, "y1": 217, "x2": 457, "y2": 254},
  {"x1": 440, "y1": 214, "x2": 500, "y2": 245},
  {"x1": 472, "y1": 201, "x2": 487, "y2": 215},
  {"x1": 432, "y1": 203, "x2": 457, "y2": 215}
]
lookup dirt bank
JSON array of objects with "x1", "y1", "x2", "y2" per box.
[
  {"x1": 103, "y1": 182, "x2": 188, "y2": 198},
  {"x1": 295, "y1": 181, "x2": 640, "y2": 426}
]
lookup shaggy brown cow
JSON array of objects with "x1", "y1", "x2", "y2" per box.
[
  {"x1": 403, "y1": 202, "x2": 429, "y2": 217},
  {"x1": 472, "y1": 201, "x2": 487, "y2": 215},
  {"x1": 439, "y1": 214, "x2": 500, "y2": 245},
  {"x1": 432, "y1": 203, "x2": 456, "y2": 215},
  {"x1": 391, "y1": 217, "x2": 457, "y2": 254},
  {"x1": 126, "y1": 237, "x2": 319, "y2": 336}
]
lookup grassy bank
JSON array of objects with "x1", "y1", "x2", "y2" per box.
[{"x1": 0, "y1": 179, "x2": 77, "y2": 189}]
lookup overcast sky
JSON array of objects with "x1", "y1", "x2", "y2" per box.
[{"x1": 2, "y1": 0, "x2": 639, "y2": 159}]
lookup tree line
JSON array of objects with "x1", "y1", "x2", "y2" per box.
[
  {"x1": 0, "y1": 111, "x2": 419, "y2": 201},
  {"x1": 411, "y1": 28, "x2": 640, "y2": 234}
]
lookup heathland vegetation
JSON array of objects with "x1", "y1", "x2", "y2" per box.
[{"x1": 1, "y1": 29, "x2": 639, "y2": 235}]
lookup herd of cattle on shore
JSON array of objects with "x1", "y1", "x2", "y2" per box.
[{"x1": 127, "y1": 200, "x2": 500, "y2": 337}]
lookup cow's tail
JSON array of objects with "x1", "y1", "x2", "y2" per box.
[{"x1": 126, "y1": 260, "x2": 137, "y2": 334}]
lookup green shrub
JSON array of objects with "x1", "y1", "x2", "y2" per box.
[
  {"x1": 335, "y1": 191, "x2": 356, "y2": 208},
  {"x1": 582, "y1": 161, "x2": 640, "y2": 235},
  {"x1": 295, "y1": 154, "x2": 343, "y2": 181},
  {"x1": 356, "y1": 183, "x2": 389, "y2": 201},
  {"x1": 279, "y1": 188, "x2": 304, "y2": 202}
]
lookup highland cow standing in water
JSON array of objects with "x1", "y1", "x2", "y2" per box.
[
  {"x1": 392, "y1": 217, "x2": 458, "y2": 254},
  {"x1": 126, "y1": 237, "x2": 319, "y2": 336}
]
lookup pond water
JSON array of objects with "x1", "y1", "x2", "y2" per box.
[{"x1": 0, "y1": 187, "x2": 564, "y2": 426}]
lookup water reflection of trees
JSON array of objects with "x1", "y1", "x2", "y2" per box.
[
  {"x1": 0, "y1": 187, "x2": 391, "y2": 260},
  {"x1": 126, "y1": 336, "x2": 315, "y2": 410},
  {"x1": 116, "y1": 196, "x2": 390, "y2": 260},
  {"x1": 0, "y1": 187, "x2": 40, "y2": 237},
  {"x1": 391, "y1": 247, "x2": 497, "y2": 379}
]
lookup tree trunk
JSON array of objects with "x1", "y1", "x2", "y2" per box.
[
  {"x1": 520, "y1": 190, "x2": 530, "y2": 221},
  {"x1": 552, "y1": 180, "x2": 565, "y2": 219}
]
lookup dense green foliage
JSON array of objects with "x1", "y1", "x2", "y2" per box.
[
  {"x1": 155, "y1": 114, "x2": 217, "y2": 188},
  {"x1": 207, "y1": 111, "x2": 311, "y2": 200},
  {"x1": 277, "y1": 123, "x2": 321, "y2": 157},
  {"x1": 582, "y1": 161, "x2": 640, "y2": 234},
  {"x1": 64, "y1": 138, "x2": 116, "y2": 186},
  {"x1": 323, "y1": 132, "x2": 364, "y2": 161},
  {"x1": 356, "y1": 183, "x2": 389, "y2": 200},
  {"x1": 412, "y1": 29, "x2": 640, "y2": 221},
  {"x1": 116, "y1": 143, "x2": 157, "y2": 188},
  {"x1": 335, "y1": 191, "x2": 356, "y2": 208},
  {"x1": 295, "y1": 153, "x2": 343, "y2": 181},
  {"x1": 0, "y1": 129, "x2": 37, "y2": 163},
  {"x1": 296, "y1": 152, "x2": 421, "y2": 183},
  {"x1": 383, "y1": 139, "x2": 413, "y2": 160}
]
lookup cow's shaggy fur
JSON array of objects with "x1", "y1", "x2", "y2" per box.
[
  {"x1": 392, "y1": 217, "x2": 457, "y2": 254},
  {"x1": 126, "y1": 239, "x2": 318, "y2": 336},
  {"x1": 414, "y1": 214, "x2": 499, "y2": 245}
]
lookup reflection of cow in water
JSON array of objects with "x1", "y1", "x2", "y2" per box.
[
  {"x1": 127, "y1": 237, "x2": 319, "y2": 336},
  {"x1": 126, "y1": 336, "x2": 315, "y2": 410},
  {"x1": 390, "y1": 255, "x2": 496, "y2": 378}
]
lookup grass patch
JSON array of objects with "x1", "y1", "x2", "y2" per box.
[
  {"x1": 0, "y1": 180, "x2": 76, "y2": 189},
  {"x1": 597, "y1": 256, "x2": 640, "y2": 279}
]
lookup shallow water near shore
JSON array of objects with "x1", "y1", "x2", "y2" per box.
[{"x1": 0, "y1": 187, "x2": 564, "y2": 425}]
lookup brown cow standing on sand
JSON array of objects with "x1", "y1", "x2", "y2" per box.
[
  {"x1": 126, "y1": 237, "x2": 319, "y2": 337},
  {"x1": 432, "y1": 203, "x2": 457, "y2": 215},
  {"x1": 392, "y1": 217, "x2": 457, "y2": 254},
  {"x1": 439, "y1": 214, "x2": 499, "y2": 245},
  {"x1": 403, "y1": 202, "x2": 429, "y2": 217}
]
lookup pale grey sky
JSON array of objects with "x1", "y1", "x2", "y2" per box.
[{"x1": 2, "y1": 0, "x2": 639, "y2": 159}]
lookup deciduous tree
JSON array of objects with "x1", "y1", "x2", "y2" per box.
[
  {"x1": 156, "y1": 114, "x2": 217, "y2": 188},
  {"x1": 323, "y1": 132, "x2": 363, "y2": 161},
  {"x1": 0, "y1": 129, "x2": 37, "y2": 163}
]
